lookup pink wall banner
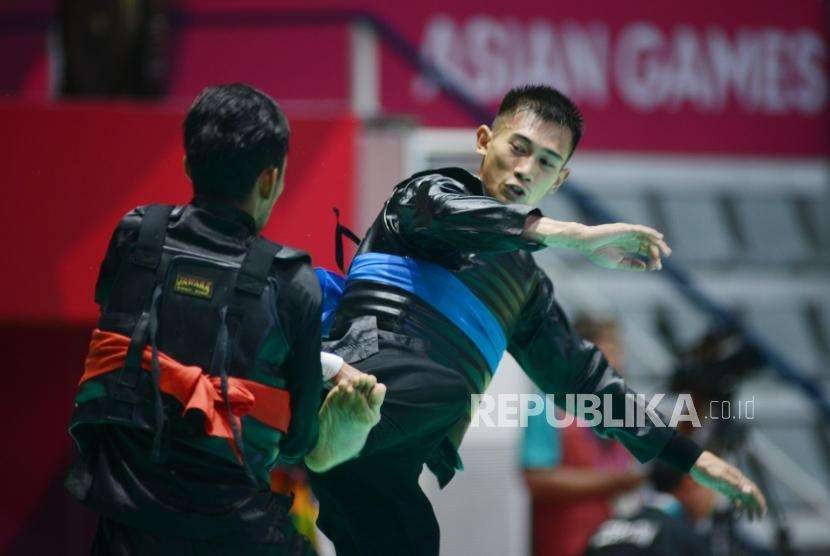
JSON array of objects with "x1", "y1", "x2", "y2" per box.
[
  {"x1": 1, "y1": 0, "x2": 827, "y2": 155},
  {"x1": 376, "y1": 0, "x2": 829, "y2": 155}
]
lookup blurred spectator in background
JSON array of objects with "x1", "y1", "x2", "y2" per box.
[
  {"x1": 522, "y1": 314, "x2": 645, "y2": 556},
  {"x1": 59, "y1": 0, "x2": 170, "y2": 97},
  {"x1": 584, "y1": 461, "x2": 716, "y2": 556}
]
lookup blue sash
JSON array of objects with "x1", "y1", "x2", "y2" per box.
[
  {"x1": 347, "y1": 253, "x2": 506, "y2": 372},
  {"x1": 315, "y1": 267, "x2": 346, "y2": 337}
]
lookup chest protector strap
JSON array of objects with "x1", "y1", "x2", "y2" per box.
[
  {"x1": 212, "y1": 237, "x2": 282, "y2": 479},
  {"x1": 119, "y1": 205, "x2": 173, "y2": 387},
  {"x1": 106, "y1": 205, "x2": 173, "y2": 453}
]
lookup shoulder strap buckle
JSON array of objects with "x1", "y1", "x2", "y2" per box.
[{"x1": 130, "y1": 204, "x2": 174, "y2": 269}]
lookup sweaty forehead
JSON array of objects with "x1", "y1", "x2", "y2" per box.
[{"x1": 494, "y1": 110, "x2": 573, "y2": 158}]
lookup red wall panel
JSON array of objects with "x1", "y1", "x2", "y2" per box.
[{"x1": 0, "y1": 100, "x2": 357, "y2": 323}]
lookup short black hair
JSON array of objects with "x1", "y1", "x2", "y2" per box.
[
  {"x1": 184, "y1": 83, "x2": 289, "y2": 201},
  {"x1": 495, "y1": 85, "x2": 584, "y2": 158}
]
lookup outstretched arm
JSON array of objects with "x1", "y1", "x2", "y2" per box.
[
  {"x1": 521, "y1": 405, "x2": 645, "y2": 502},
  {"x1": 510, "y1": 275, "x2": 690, "y2": 465},
  {"x1": 523, "y1": 215, "x2": 671, "y2": 271},
  {"x1": 509, "y1": 274, "x2": 765, "y2": 519},
  {"x1": 690, "y1": 451, "x2": 767, "y2": 520},
  {"x1": 388, "y1": 171, "x2": 544, "y2": 256},
  {"x1": 388, "y1": 171, "x2": 671, "y2": 270}
]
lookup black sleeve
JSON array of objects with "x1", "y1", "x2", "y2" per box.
[
  {"x1": 94, "y1": 208, "x2": 143, "y2": 308},
  {"x1": 508, "y1": 272, "x2": 702, "y2": 472},
  {"x1": 386, "y1": 173, "x2": 544, "y2": 255},
  {"x1": 275, "y1": 264, "x2": 323, "y2": 465}
]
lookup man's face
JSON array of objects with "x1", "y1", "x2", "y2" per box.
[{"x1": 475, "y1": 110, "x2": 572, "y2": 206}]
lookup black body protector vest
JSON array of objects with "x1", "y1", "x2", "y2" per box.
[{"x1": 70, "y1": 205, "x2": 295, "y2": 484}]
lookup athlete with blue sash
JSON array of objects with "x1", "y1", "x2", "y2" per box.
[{"x1": 311, "y1": 85, "x2": 766, "y2": 555}]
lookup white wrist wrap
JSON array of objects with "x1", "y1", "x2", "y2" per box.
[{"x1": 320, "y1": 351, "x2": 344, "y2": 381}]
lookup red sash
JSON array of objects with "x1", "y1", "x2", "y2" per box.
[{"x1": 80, "y1": 329, "x2": 291, "y2": 451}]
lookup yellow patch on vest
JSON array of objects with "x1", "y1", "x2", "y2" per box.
[{"x1": 173, "y1": 274, "x2": 214, "y2": 300}]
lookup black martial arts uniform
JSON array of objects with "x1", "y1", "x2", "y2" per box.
[
  {"x1": 311, "y1": 168, "x2": 702, "y2": 555},
  {"x1": 585, "y1": 496, "x2": 712, "y2": 556},
  {"x1": 66, "y1": 198, "x2": 322, "y2": 555}
]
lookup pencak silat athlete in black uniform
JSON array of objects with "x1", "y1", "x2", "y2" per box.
[
  {"x1": 310, "y1": 85, "x2": 766, "y2": 555},
  {"x1": 65, "y1": 84, "x2": 384, "y2": 555},
  {"x1": 585, "y1": 462, "x2": 717, "y2": 556}
]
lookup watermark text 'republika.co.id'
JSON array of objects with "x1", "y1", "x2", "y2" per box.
[{"x1": 470, "y1": 393, "x2": 756, "y2": 429}]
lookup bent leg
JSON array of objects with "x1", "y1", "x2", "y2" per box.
[
  {"x1": 306, "y1": 373, "x2": 386, "y2": 472},
  {"x1": 311, "y1": 448, "x2": 440, "y2": 556},
  {"x1": 309, "y1": 344, "x2": 472, "y2": 554}
]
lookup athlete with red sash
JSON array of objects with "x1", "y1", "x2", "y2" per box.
[{"x1": 65, "y1": 84, "x2": 384, "y2": 555}]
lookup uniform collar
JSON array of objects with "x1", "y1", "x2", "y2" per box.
[
  {"x1": 426, "y1": 167, "x2": 486, "y2": 196},
  {"x1": 190, "y1": 195, "x2": 258, "y2": 239}
]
